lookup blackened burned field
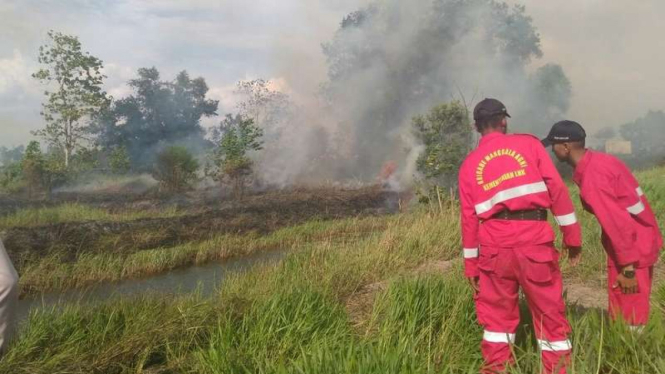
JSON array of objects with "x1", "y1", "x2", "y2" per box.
[{"x1": 3, "y1": 187, "x2": 398, "y2": 265}]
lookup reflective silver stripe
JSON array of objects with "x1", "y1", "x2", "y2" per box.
[
  {"x1": 538, "y1": 339, "x2": 572, "y2": 351},
  {"x1": 463, "y1": 248, "x2": 479, "y2": 259},
  {"x1": 554, "y1": 212, "x2": 577, "y2": 226},
  {"x1": 483, "y1": 331, "x2": 516, "y2": 344},
  {"x1": 628, "y1": 325, "x2": 645, "y2": 333},
  {"x1": 475, "y1": 182, "x2": 548, "y2": 215},
  {"x1": 636, "y1": 187, "x2": 644, "y2": 197},
  {"x1": 627, "y1": 201, "x2": 645, "y2": 215}
]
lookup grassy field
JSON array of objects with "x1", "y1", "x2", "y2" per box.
[
  {"x1": 0, "y1": 167, "x2": 663, "y2": 373},
  {"x1": 10, "y1": 166, "x2": 665, "y2": 295}
]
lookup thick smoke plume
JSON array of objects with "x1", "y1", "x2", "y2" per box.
[{"x1": 253, "y1": 0, "x2": 571, "y2": 189}]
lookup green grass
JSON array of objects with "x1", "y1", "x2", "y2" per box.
[
  {"x1": 3, "y1": 225, "x2": 664, "y2": 373},
  {"x1": 1, "y1": 167, "x2": 664, "y2": 373},
  {"x1": 0, "y1": 206, "x2": 464, "y2": 373},
  {"x1": 0, "y1": 203, "x2": 182, "y2": 229}
]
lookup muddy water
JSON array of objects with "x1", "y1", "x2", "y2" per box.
[{"x1": 16, "y1": 250, "x2": 284, "y2": 323}]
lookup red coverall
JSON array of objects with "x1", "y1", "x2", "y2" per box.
[
  {"x1": 458, "y1": 132, "x2": 582, "y2": 374},
  {"x1": 573, "y1": 149, "x2": 662, "y2": 326}
]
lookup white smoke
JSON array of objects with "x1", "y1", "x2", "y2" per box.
[{"x1": 247, "y1": 0, "x2": 569, "y2": 190}]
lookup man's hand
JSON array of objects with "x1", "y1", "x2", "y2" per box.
[
  {"x1": 613, "y1": 274, "x2": 639, "y2": 294},
  {"x1": 613, "y1": 265, "x2": 639, "y2": 294},
  {"x1": 565, "y1": 246, "x2": 582, "y2": 267},
  {"x1": 468, "y1": 276, "x2": 480, "y2": 294}
]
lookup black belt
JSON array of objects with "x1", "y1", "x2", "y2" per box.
[{"x1": 491, "y1": 209, "x2": 548, "y2": 221}]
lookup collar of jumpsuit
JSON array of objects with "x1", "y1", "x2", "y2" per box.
[
  {"x1": 572, "y1": 149, "x2": 593, "y2": 186},
  {"x1": 479, "y1": 131, "x2": 504, "y2": 146}
]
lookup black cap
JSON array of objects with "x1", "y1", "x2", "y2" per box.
[
  {"x1": 541, "y1": 120, "x2": 586, "y2": 147},
  {"x1": 473, "y1": 98, "x2": 511, "y2": 121}
]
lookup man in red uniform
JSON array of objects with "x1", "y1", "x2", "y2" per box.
[
  {"x1": 543, "y1": 120, "x2": 662, "y2": 330},
  {"x1": 459, "y1": 99, "x2": 582, "y2": 374}
]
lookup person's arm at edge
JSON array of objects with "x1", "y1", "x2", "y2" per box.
[{"x1": 458, "y1": 165, "x2": 480, "y2": 292}]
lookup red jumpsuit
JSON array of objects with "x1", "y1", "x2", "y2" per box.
[
  {"x1": 573, "y1": 149, "x2": 662, "y2": 326},
  {"x1": 459, "y1": 132, "x2": 582, "y2": 374}
]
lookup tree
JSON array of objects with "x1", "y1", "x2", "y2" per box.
[
  {"x1": 519, "y1": 64, "x2": 572, "y2": 134},
  {"x1": 32, "y1": 30, "x2": 110, "y2": 168},
  {"x1": 152, "y1": 146, "x2": 199, "y2": 193},
  {"x1": 233, "y1": 79, "x2": 305, "y2": 185},
  {"x1": 620, "y1": 110, "x2": 665, "y2": 164},
  {"x1": 42, "y1": 149, "x2": 69, "y2": 197},
  {"x1": 94, "y1": 68, "x2": 218, "y2": 170},
  {"x1": 0, "y1": 162, "x2": 22, "y2": 193},
  {"x1": 207, "y1": 114, "x2": 263, "y2": 198},
  {"x1": 595, "y1": 127, "x2": 616, "y2": 140},
  {"x1": 594, "y1": 127, "x2": 616, "y2": 151},
  {"x1": 412, "y1": 101, "x2": 473, "y2": 199},
  {"x1": 235, "y1": 79, "x2": 291, "y2": 131},
  {"x1": 0, "y1": 146, "x2": 24, "y2": 193},
  {"x1": 0, "y1": 145, "x2": 25, "y2": 167},
  {"x1": 21, "y1": 141, "x2": 46, "y2": 197},
  {"x1": 109, "y1": 146, "x2": 131, "y2": 174}
]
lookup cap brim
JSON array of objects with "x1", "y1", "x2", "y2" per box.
[
  {"x1": 541, "y1": 138, "x2": 553, "y2": 147},
  {"x1": 505, "y1": 112, "x2": 511, "y2": 118}
]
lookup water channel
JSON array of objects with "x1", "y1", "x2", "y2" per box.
[{"x1": 16, "y1": 250, "x2": 285, "y2": 323}]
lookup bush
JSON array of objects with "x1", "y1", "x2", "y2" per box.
[
  {"x1": 109, "y1": 146, "x2": 131, "y2": 174},
  {"x1": 21, "y1": 141, "x2": 46, "y2": 197},
  {"x1": 0, "y1": 162, "x2": 24, "y2": 193},
  {"x1": 152, "y1": 146, "x2": 199, "y2": 193},
  {"x1": 207, "y1": 114, "x2": 263, "y2": 198},
  {"x1": 412, "y1": 101, "x2": 473, "y2": 202}
]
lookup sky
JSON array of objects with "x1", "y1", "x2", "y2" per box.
[{"x1": 1, "y1": 0, "x2": 664, "y2": 148}]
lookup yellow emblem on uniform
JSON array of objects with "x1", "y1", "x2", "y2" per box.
[{"x1": 475, "y1": 149, "x2": 528, "y2": 191}]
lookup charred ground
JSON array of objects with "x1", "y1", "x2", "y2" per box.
[{"x1": 2, "y1": 186, "x2": 402, "y2": 268}]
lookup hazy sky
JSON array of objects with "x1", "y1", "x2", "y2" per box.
[
  {"x1": 1, "y1": 0, "x2": 663, "y2": 147},
  {"x1": 509, "y1": 0, "x2": 665, "y2": 136}
]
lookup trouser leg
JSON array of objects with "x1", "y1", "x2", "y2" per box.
[
  {"x1": 476, "y1": 248, "x2": 520, "y2": 373},
  {"x1": 607, "y1": 264, "x2": 653, "y2": 327},
  {"x1": 0, "y1": 240, "x2": 18, "y2": 354},
  {"x1": 517, "y1": 245, "x2": 571, "y2": 374}
]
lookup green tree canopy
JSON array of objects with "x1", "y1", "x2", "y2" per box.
[
  {"x1": 32, "y1": 30, "x2": 110, "y2": 168},
  {"x1": 207, "y1": 114, "x2": 264, "y2": 198},
  {"x1": 94, "y1": 68, "x2": 218, "y2": 170},
  {"x1": 413, "y1": 101, "x2": 472, "y2": 198}
]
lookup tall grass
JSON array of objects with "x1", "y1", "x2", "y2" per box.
[
  {"x1": 0, "y1": 167, "x2": 663, "y2": 373},
  {"x1": 0, "y1": 203, "x2": 181, "y2": 228}
]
